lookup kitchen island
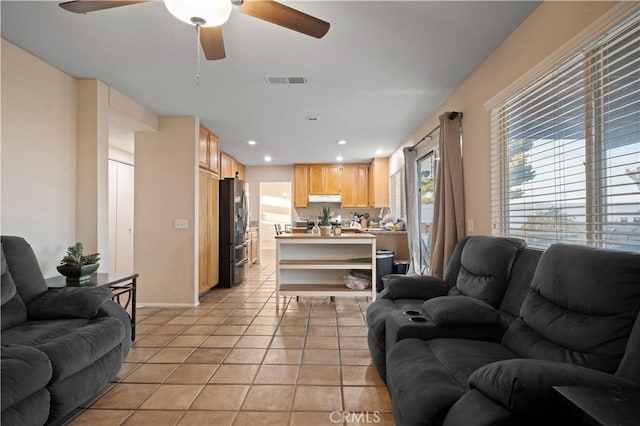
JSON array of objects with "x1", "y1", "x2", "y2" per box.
[{"x1": 275, "y1": 233, "x2": 377, "y2": 307}]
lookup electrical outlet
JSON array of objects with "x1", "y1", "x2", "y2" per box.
[
  {"x1": 174, "y1": 219, "x2": 189, "y2": 229},
  {"x1": 467, "y1": 219, "x2": 475, "y2": 233}
]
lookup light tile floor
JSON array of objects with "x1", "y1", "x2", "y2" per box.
[{"x1": 69, "y1": 263, "x2": 393, "y2": 425}]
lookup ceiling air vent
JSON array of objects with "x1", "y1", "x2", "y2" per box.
[{"x1": 265, "y1": 76, "x2": 308, "y2": 85}]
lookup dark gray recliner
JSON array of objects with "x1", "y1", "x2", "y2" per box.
[
  {"x1": 1, "y1": 236, "x2": 131, "y2": 425},
  {"x1": 386, "y1": 243, "x2": 640, "y2": 426},
  {"x1": 366, "y1": 236, "x2": 530, "y2": 380}
]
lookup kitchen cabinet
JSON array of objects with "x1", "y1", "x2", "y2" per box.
[
  {"x1": 199, "y1": 169, "x2": 219, "y2": 294},
  {"x1": 309, "y1": 164, "x2": 341, "y2": 195},
  {"x1": 369, "y1": 157, "x2": 389, "y2": 207},
  {"x1": 198, "y1": 125, "x2": 219, "y2": 175},
  {"x1": 248, "y1": 228, "x2": 259, "y2": 264},
  {"x1": 275, "y1": 233, "x2": 377, "y2": 307},
  {"x1": 341, "y1": 164, "x2": 369, "y2": 208},
  {"x1": 294, "y1": 164, "x2": 309, "y2": 208},
  {"x1": 220, "y1": 151, "x2": 244, "y2": 179}
]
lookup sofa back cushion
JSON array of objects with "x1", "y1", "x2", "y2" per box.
[
  {"x1": 503, "y1": 244, "x2": 640, "y2": 373},
  {"x1": 0, "y1": 236, "x2": 48, "y2": 305},
  {"x1": 442, "y1": 236, "x2": 471, "y2": 287},
  {"x1": 1, "y1": 242, "x2": 28, "y2": 329},
  {"x1": 498, "y1": 247, "x2": 543, "y2": 325},
  {"x1": 448, "y1": 236, "x2": 526, "y2": 308}
]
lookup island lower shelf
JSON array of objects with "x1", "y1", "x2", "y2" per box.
[
  {"x1": 275, "y1": 233, "x2": 377, "y2": 306},
  {"x1": 279, "y1": 284, "x2": 373, "y2": 298}
]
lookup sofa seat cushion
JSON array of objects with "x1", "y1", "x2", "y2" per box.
[
  {"x1": 386, "y1": 338, "x2": 517, "y2": 425},
  {"x1": 2, "y1": 317, "x2": 125, "y2": 381},
  {"x1": 423, "y1": 296, "x2": 500, "y2": 327},
  {"x1": 1, "y1": 345, "x2": 52, "y2": 411}
]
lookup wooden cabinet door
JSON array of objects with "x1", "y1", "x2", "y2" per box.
[
  {"x1": 237, "y1": 163, "x2": 245, "y2": 180},
  {"x1": 308, "y1": 165, "x2": 325, "y2": 194},
  {"x1": 231, "y1": 158, "x2": 238, "y2": 178},
  {"x1": 369, "y1": 157, "x2": 389, "y2": 207},
  {"x1": 354, "y1": 165, "x2": 369, "y2": 207},
  {"x1": 294, "y1": 164, "x2": 309, "y2": 207},
  {"x1": 199, "y1": 127, "x2": 209, "y2": 169},
  {"x1": 198, "y1": 170, "x2": 210, "y2": 293},
  {"x1": 250, "y1": 232, "x2": 258, "y2": 263},
  {"x1": 220, "y1": 153, "x2": 232, "y2": 178},
  {"x1": 325, "y1": 165, "x2": 341, "y2": 194},
  {"x1": 207, "y1": 174, "x2": 219, "y2": 287},
  {"x1": 208, "y1": 133, "x2": 219, "y2": 176},
  {"x1": 341, "y1": 164, "x2": 356, "y2": 207}
]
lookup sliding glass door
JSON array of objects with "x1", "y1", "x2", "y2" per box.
[{"x1": 418, "y1": 152, "x2": 436, "y2": 273}]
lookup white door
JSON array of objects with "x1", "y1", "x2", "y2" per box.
[{"x1": 108, "y1": 160, "x2": 135, "y2": 275}]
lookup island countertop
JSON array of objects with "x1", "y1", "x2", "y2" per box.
[{"x1": 275, "y1": 233, "x2": 376, "y2": 240}]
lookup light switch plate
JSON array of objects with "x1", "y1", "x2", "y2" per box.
[
  {"x1": 467, "y1": 219, "x2": 475, "y2": 233},
  {"x1": 174, "y1": 219, "x2": 189, "y2": 229}
]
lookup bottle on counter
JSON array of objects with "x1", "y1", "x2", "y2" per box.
[{"x1": 311, "y1": 223, "x2": 320, "y2": 235}]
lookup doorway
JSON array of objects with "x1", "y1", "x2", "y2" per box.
[{"x1": 259, "y1": 182, "x2": 292, "y2": 264}]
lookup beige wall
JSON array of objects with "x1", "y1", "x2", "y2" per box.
[
  {"x1": 76, "y1": 79, "x2": 110, "y2": 269},
  {"x1": 1, "y1": 39, "x2": 78, "y2": 277},
  {"x1": 134, "y1": 116, "x2": 199, "y2": 306},
  {"x1": 401, "y1": 1, "x2": 618, "y2": 235}
]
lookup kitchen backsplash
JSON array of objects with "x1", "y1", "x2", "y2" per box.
[{"x1": 294, "y1": 203, "x2": 385, "y2": 224}]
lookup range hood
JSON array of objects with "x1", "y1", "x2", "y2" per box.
[{"x1": 308, "y1": 194, "x2": 342, "y2": 203}]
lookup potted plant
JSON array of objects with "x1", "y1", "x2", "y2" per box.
[
  {"x1": 57, "y1": 242, "x2": 100, "y2": 283},
  {"x1": 319, "y1": 204, "x2": 333, "y2": 236}
]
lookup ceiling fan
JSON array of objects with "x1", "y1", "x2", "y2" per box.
[{"x1": 59, "y1": 0, "x2": 330, "y2": 60}]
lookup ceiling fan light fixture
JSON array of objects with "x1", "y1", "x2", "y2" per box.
[{"x1": 164, "y1": 0, "x2": 232, "y2": 27}]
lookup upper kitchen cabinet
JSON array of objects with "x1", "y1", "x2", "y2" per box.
[
  {"x1": 309, "y1": 164, "x2": 341, "y2": 195},
  {"x1": 341, "y1": 164, "x2": 369, "y2": 208},
  {"x1": 369, "y1": 157, "x2": 389, "y2": 207},
  {"x1": 237, "y1": 163, "x2": 245, "y2": 180},
  {"x1": 294, "y1": 164, "x2": 309, "y2": 208},
  {"x1": 199, "y1": 125, "x2": 219, "y2": 175},
  {"x1": 219, "y1": 151, "x2": 246, "y2": 179}
]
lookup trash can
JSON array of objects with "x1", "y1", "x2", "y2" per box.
[
  {"x1": 376, "y1": 250, "x2": 394, "y2": 292},
  {"x1": 393, "y1": 260, "x2": 410, "y2": 275}
]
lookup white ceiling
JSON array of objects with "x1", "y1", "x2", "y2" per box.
[{"x1": 1, "y1": 0, "x2": 539, "y2": 165}]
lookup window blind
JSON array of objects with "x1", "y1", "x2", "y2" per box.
[
  {"x1": 390, "y1": 169, "x2": 406, "y2": 220},
  {"x1": 491, "y1": 12, "x2": 640, "y2": 252}
]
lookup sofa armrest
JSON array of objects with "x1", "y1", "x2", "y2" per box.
[
  {"x1": 423, "y1": 296, "x2": 500, "y2": 327},
  {"x1": 27, "y1": 287, "x2": 113, "y2": 320},
  {"x1": 469, "y1": 359, "x2": 638, "y2": 414},
  {"x1": 383, "y1": 274, "x2": 451, "y2": 300}
]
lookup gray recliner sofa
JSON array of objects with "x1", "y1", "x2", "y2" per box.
[
  {"x1": 1, "y1": 236, "x2": 131, "y2": 425},
  {"x1": 385, "y1": 243, "x2": 640, "y2": 426},
  {"x1": 366, "y1": 236, "x2": 540, "y2": 380}
]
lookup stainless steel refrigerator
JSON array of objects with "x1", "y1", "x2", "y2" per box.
[{"x1": 219, "y1": 177, "x2": 249, "y2": 287}]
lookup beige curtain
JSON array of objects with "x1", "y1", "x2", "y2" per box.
[
  {"x1": 403, "y1": 146, "x2": 420, "y2": 274},
  {"x1": 430, "y1": 112, "x2": 465, "y2": 278}
]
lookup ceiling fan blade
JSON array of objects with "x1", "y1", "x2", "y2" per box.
[
  {"x1": 59, "y1": 1, "x2": 150, "y2": 14},
  {"x1": 241, "y1": 0, "x2": 330, "y2": 39},
  {"x1": 200, "y1": 26, "x2": 226, "y2": 60}
]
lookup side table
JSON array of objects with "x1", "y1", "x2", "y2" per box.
[
  {"x1": 553, "y1": 386, "x2": 640, "y2": 426},
  {"x1": 46, "y1": 272, "x2": 138, "y2": 341}
]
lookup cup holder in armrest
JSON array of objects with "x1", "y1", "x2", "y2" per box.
[
  {"x1": 409, "y1": 316, "x2": 429, "y2": 323},
  {"x1": 403, "y1": 310, "x2": 421, "y2": 316}
]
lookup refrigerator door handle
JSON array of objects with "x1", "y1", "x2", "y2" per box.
[{"x1": 235, "y1": 258, "x2": 249, "y2": 267}]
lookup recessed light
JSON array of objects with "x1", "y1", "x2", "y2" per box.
[
  {"x1": 337, "y1": 139, "x2": 347, "y2": 145},
  {"x1": 264, "y1": 155, "x2": 272, "y2": 162},
  {"x1": 336, "y1": 156, "x2": 343, "y2": 162},
  {"x1": 375, "y1": 149, "x2": 383, "y2": 155},
  {"x1": 247, "y1": 140, "x2": 259, "y2": 146}
]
